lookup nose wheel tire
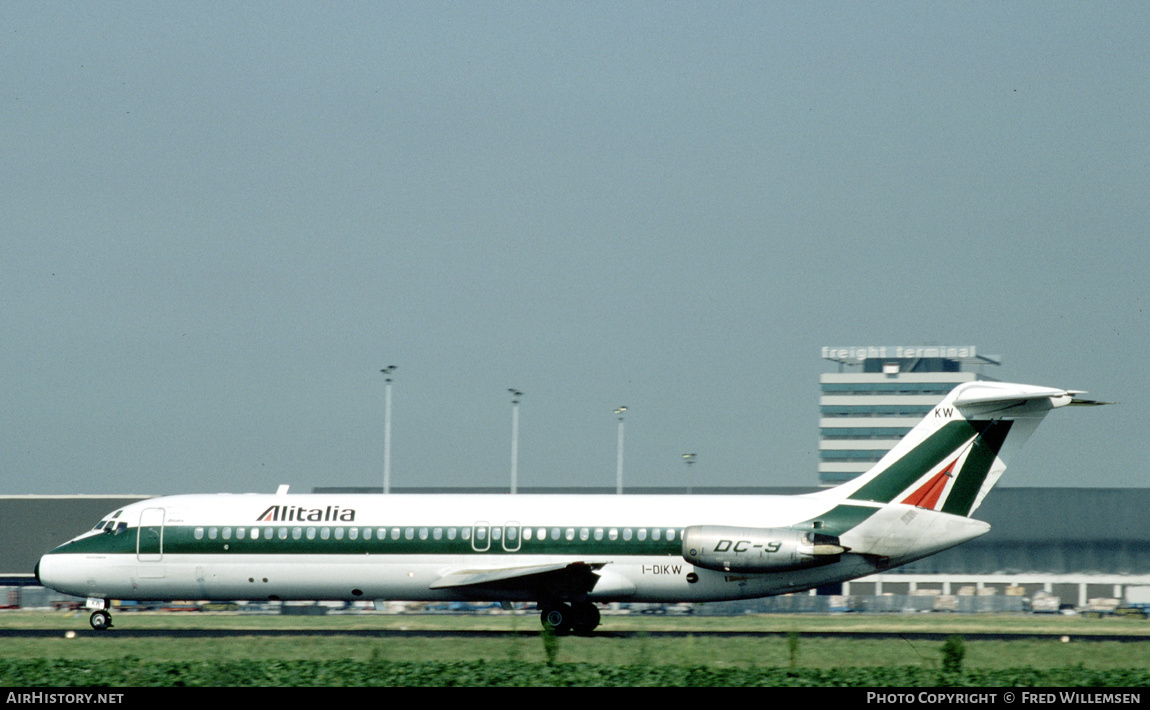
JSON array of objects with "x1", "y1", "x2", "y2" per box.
[{"x1": 89, "y1": 610, "x2": 112, "y2": 631}]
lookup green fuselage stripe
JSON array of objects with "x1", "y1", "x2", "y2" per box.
[
  {"x1": 797, "y1": 505, "x2": 878, "y2": 537},
  {"x1": 50, "y1": 526, "x2": 686, "y2": 558}
]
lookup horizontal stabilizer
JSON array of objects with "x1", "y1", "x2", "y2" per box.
[
  {"x1": 953, "y1": 383, "x2": 1073, "y2": 407},
  {"x1": 1067, "y1": 396, "x2": 1112, "y2": 406},
  {"x1": 951, "y1": 383, "x2": 1103, "y2": 417}
]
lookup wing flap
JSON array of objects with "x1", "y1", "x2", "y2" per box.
[
  {"x1": 429, "y1": 561, "x2": 610, "y2": 600},
  {"x1": 429, "y1": 562, "x2": 594, "y2": 589}
]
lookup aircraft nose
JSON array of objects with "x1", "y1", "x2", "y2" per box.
[{"x1": 34, "y1": 555, "x2": 57, "y2": 591}]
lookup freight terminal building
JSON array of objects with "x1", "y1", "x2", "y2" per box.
[{"x1": 819, "y1": 345, "x2": 1000, "y2": 487}]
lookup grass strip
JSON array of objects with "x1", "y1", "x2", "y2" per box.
[{"x1": 1, "y1": 658, "x2": 1148, "y2": 687}]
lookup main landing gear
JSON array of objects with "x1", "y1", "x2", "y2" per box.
[{"x1": 539, "y1": 602, "x2": 600, "y2": 635}]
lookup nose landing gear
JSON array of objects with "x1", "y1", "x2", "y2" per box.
[
  {"x1": 89, "y1": 609, "x2": 112, "y2": 630},
  {"x1": 86, "y1": 599, "x2": 113, "y2": 631}
]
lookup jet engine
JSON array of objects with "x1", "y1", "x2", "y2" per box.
[{"x1": 681, "y1": 525, "x2": 846, "y2": 573}]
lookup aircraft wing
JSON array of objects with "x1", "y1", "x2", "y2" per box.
[{"x1": 429, "y1": 561, "x2": 614, "y2": 600}]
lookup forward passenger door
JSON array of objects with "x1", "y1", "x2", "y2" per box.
[{"x1": 137, "y1": 508, "x2": 165, "y2": 562}]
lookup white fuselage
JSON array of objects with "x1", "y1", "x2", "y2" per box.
[{"x1": 37, "y1": 492, "x2": 913, "y2": 605}]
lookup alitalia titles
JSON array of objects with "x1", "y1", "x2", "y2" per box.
[{"x1": 256, "y1": 505, "x2": 356, "y2": 523}]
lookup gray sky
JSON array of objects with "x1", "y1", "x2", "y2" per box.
[{"x1": 3, "y1": 2, "x2": 1147, "y2": 496}]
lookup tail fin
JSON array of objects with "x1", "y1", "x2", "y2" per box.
[{"x1": 817, "y1": 381, "x2": 1093, "y2": 517}]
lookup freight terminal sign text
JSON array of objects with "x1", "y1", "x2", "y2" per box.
[{"x1": 822, "y1": 346, "x2": 978, "y2": 362}]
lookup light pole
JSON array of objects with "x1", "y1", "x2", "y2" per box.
[
  {"x1": 380, "y1": 366, "x2": 396, "y2": 494},
  {"x1": 682, "y1": 453, "x2": 696, "y2": 495},
  {"x1": 509, "y1": 389, "x2": 523, "y2": 494},
  {"x1": 615, "y1": 406, "x2": 627, "y2": 494}
]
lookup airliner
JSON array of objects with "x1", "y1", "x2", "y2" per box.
[{"x1": 36, "y1": 381, "x2": 1101, "y2": 633}]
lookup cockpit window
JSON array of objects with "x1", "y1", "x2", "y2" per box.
[{"x1": 94, "y1": 510, "x2": 128, "y2": 534}]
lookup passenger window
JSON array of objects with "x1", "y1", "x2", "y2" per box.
[
  {"x1": 418, "y1": 527, "x2": 428, "y2": 540},
  {"x1": 623, "y1": 528, "x2": 632, "y2": 541},
  {"x1": 638, "y1": 529, "x2": 647, "y2": 541},
  {"x1": 405, "y1": 528, "x2": 414, "y2": 540},
  {"x1": 194, "y1": 527, "x2": 204, "y2": 540},
  {"x1": 307, "y1": 528, "x2": 316, "y2": 540},
  {"x1": 335, "y1": 528, "x2": 344, "y2": 540},
  {"x1": 433, "y1": 528, "x2": 442, "y2": 540},
  {"x1": 237, "y1": 527, "x2": 246, "y2": 540},
  {"x1": 594, "y1": 528, "x2": 603, "y2": 541},
  {"x1": 448, "y1": 528, "x2": 457, "y2": 540},
  {"x1": 264, "y1": 527, "x2": 273, "y2": 540},
  {"x1": 321, "y1": 528, "x2": 330, "y2": 540},
  {"x1": 223, "y1": 528, "x2": 232, "y2": 540},
  {"x1": 565, "y1": 528, "x2": 575, "y2": 541},
  {"x1": 292, "y1": 527, "x2": 302, "y2": 540},
  {"x1": 209, "y1": 527, "x2": 218, "y2": 540},
  {"x1": 652, "y1": 528, "x2": 661, "y2": 541},
  {"x1": 667, "y1": 529, "x2": 676, "y2": 541},
  {"x1": 278, "y1": 527, "x2": 287, "y2": 540},
  {"x1": 461, "y1": 528, "x2": 471, "y2": 540},
  {"x1": 363, "y1": 527, "x2": 372, "y2": 540},
  {"x1": 391, "y1": 528, "x2": 400, "y2": 540},
  {"x1": 609, "y1": 528, "x2": 618, "y2": 541},
  {"x1": 377, "y1": 528, "x2": 386, "y2": 539},
  {"x1": 349, "y1": 527, "x2": 358, "y2": 540},
  {"x1": 579, "y1": 528, "x2": 589, "y2": 541}
]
